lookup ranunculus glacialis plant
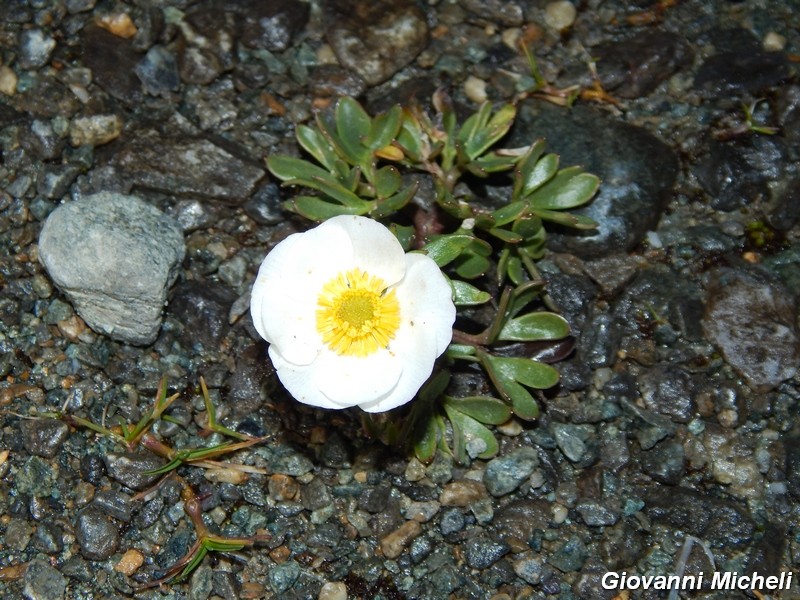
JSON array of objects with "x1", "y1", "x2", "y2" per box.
[{"x1": 250, "y1": 215, "x2": 456, "y2": 413}]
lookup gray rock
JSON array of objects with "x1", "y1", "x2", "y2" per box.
[
  {"x1": 189, "y1": 564, "x2": 214, "y2": 600},
  {"x1": 38, "y1": 192, "x2": 185, "y2": 344},
  {"x1": 135, "y1": 45, "x2": 180, "y2": 96},
  {"x1": 548, "y1": 536, "x2": 588, "y2": 572},
  {"x1": 268, "y1": 560, "x2": 300, "y2": 594},
  {"x1": 324, "y1": 0, "x2": 428, "y2": 85},
  {"x1": 76, "y1": 506, "x2": 120, "y2": 560},
  {"x1": 20, "y1": 418, "x2": 69, "y2": 458},
  {"x1": 484, "y1": 447, "x2": 539, "y2": 497},
  {"x1": 511, "y1": 100, "x2": 678, "y2": 258},
  {"x1": 15, "y1": 456, "x2": 57, "y2": 498},
  {"x1": 92, "y1": 489, "x2": 134, "y2": 521},
  {"x1": 112, "y1": 131, "x2": 265, "y2": 203},
  {"x1": 463, "y1": 534, "x2": 510, "y2": 569},
  {"x1": 103, "y1": 452, "x2": 165, "y2": 491},
  {"x1": 703, "y1": 268, "x2": 799, "y2": 391},
  {"x1": 240, "y1": 0, "x2": 309, "y2": 52},
  {"x1": 513, "y1": 552, "x2": 544, "y2": 585},
  {"x1": 576, "y1": 502, "x2": 619, "y2": 526},
  {"x1": 23, "y1": 558, "x2": 66, "y2": 600},
  {"x1": 19, "y1": 29, "x2": 56, "y2": 70},
  {"x1": 460, "y1": 0, "x2": 523, "y2": 26}
]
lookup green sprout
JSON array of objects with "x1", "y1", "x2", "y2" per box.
[{"x1": 267, "y1": 94, "x2": 599, "y2": 463}]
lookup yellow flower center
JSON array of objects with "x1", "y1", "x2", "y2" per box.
[{"x1": 316, "y1": 268, "x2": 401, "y2": 357}]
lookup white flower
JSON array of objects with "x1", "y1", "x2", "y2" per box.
[{"x1": 250, "y1": 215, "x2": 456, "y2": 413}]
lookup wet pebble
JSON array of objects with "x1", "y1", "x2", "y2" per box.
[
  {"x1": 38, "y1": 192, "x2": 186, "y2": 345},
  {"x1": 461, "y1": 0, "x2": 523, "y2": 26},
  {"x1": 484, "y1": 447, "x2": 538, "y2": 497},
  {"x1": 513, "y1": 552, "x2": 544, "y2": 585},
  {"x1": 19, "y1": 29, "x2": 56, "y2": 70},
  {"x1": 439, "y1": 479, "x2": 487, "y2": 506},
  {"x1": 548, "y1": 536, "x2": 587, "y2": 572},
  {"x1": 696, "y1": 41, "x2": 789, "y2": 97},
  {"x1": 76, "y1": 506, "x2": 120, "y2": 560},
  {"x1": 380, "y1": 520, "x2": 422, "y2": 559},
  {"x1": 641, "y1": 440, "x2": 686, "y2": 485},
  {"x1": 439, "y1": 507, "x2": 465, "y2": 536},
  {"x1": 20, "y1": 418, "x2": 69, "y2": 458},
  {"x1": 552, "y1": 423, "x2": 593, "y2": 463},
  {"x1": 324, "y1": 0, "x2": 428, "y2": 85},
  {"x1": 135, "y1": 45, "x2": 180, "y2": 96},
  {"x1": 309, "y1": 65, "x2": 366, "y2": 98},
  {"x1": 638, "y1": 366, "x2": 696, "y2": 423},
  {"x1": 703, "y1": 267, "x2": 799, "y2": 391},
  {"x1": 240, "y1": 0, "x2": 309, "y2": 52},
  {"x1": 243, "y1": 182, "x2": 284, "y2": 225},
  {"x1": 169, "y1": 281, "x2": 235, "y2": 350},
  {"x1": 113, "y1": 131, "x2": 265, "y2": 203},
  {"x1": 103, "y1": 452, "x2": 165, "y2": 490},
  {"x1": 511, "y1": 100, "x2": 678, "y2": 257},
  {"x1": 80, "y1": 25, "x2": 143, "y2": 103},
  {"x1": 594, "y1": 31, "x2": 693, "y2": 98},
  {"x1": 189, "y1": 564, "x2": 213, "y2": 600},
  {"x1": 69, "y1": 114, "x2": 123, "y2": 147},
  {"x1": 463, "y1": 534, "x2": 509, "y2": 569},
  {"x1": 576, "y1": 501, "x2": 618, "y2": 526},
  {"x1": 92, "y1": 489, "x2": 133, "y2": 521},
  {"x1": 23, "y1": 558, "x2": 67, "y2": 600}
]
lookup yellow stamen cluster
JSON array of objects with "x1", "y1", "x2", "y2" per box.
[{"x1": 316, "y1": 268, "x2": 401, "y2": 357}]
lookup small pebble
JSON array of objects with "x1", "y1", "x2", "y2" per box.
[
  {"x1": 763, "y1": 31, "x2": 786, "y2": 52},
  {"x1": 544, "y1": 1, "x2": 577, "y2": 32},
  {"x1": 0, "y1": 65, "x2": 17, "y2": 95},
  {"x1": 95, "y1": 13, "x2": 138, "y2": 38},
  {"x1": 464, "y1": 75, "x2": 488, "y2": 104},
  {"x1": 319, "y1": 581, "x2": 348, "y2": 600},
  {"x1": 439, "y1": 480, "x2": 486, "y2": 506},
  {"x1": 114, "y1": 549, "x2": 145, "y2": 576},
  {"x1": 380, "y1": 520, "x2": 422, "y2": 559},
  {"x1": 69, "y1": 114, "x2": 123, "y2": 147}
]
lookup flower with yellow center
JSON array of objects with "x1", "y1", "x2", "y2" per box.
[{"x1": 250, "y1": 215, "x2": 456, "y2": 412}]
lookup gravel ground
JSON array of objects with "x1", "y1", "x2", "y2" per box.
[{"x1": 1, "y1": 0, "x2": 800, "y2": 599}]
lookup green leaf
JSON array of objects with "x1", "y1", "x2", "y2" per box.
[
  {"x1": 506, "y1": 254, "x2": 525, "y2": 286},
  {"x1": 446, "y1": 343, "x2": 477, "y2": 359},
  {"x1": 492, "y1": 201, "x2": 527, "y2": 226},
  {"x1": 464, "y1": 151, "x2": 518, "y2": 177},
  {"x1": 266, "y1": 155, "x2": 332, "y2": 183},
  {"x1": 521, "y1": 153, "x2": 559, "y2": 197},
  {"x1": 513, "y1": 139, "x2": 547, "y2": 198},
  {"x1": 453, "y1": 252, "x2": 490, "y2": 279},
  {"x1": 491, "y1": 356, "x2": 559, "y2": 389},
  {"x1": 445, "y1": 396, "x2": 511, "y2": 425},
  {"x1": 529, "y1": 169, "x2": 600, "y2": 210},
  {"x1": 534, "y1": 209, "x2": 598, "y2": 230},
  {"x1": 463, "y1": 104, "x2": 516, "y2": 161},
  {"x1": 331, "y1": 99, "x2": 370, "y2": 164},
  {"x1": 365, "y1": 104, "x2": 403, "y2": 151},
  {"x1": 422, "y1": 234, "x2": 474, "y2": 267},
  {"x1": 413, "y1": 413, "x2": 440, "y2": 463},
  {"x1": 444, "y1": 403, "x2": 499, "y2": 462},
  {"x1": 289, "y1": 195, "x2": 369, "y2": 220},
  {"x1": 374, "y1": 165, "x2": 401, "y2": 198},
  {"x1": 283, "y1": 175, "x2": 367, "y2": 208},
  {"x1": 370, "y1": 182, "x2": 418, "y2": 218},
  {"x1": 488, "y1": 227, "x2": 523, "y2": 243},
  {"x1": 389, "y1": 223, "x2": 415, "y2": 250},
  {"x1": 498, "y1": 312, "x2": 570, "y2": 342},
  {"x1": 451, "y1": 279, "x2": 491, "y2": 306},
  {"x1": 296, "y1": 124, "x2": 339, "y2": 171}
]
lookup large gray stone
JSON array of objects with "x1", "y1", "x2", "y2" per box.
[{"x1": 38, "y1": 192, "x2": 185, "y2": 344}]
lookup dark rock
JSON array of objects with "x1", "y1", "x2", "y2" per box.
[
  {"x1": 638, "y1": 366, "x2": 696, "y2": 423},
  {"x1": 79, "y1": 454, "x2": 106, "y2": 485},
  {"x1": 31, "y1": 522, "x2": 64, "y2": 554},
  {"x1": 599, "y1": 520, "x2": 646, "y2": 569},
  {"x1": 577, "y1": 311, "x2": 620, "y2": 368},
  {"x1": 268, "y1": 560, "x2": 300, "y2": 594},
  {"x1": 76, "y1": 506, "x2": 119, "y2": 560},
  {"x1": 545, "y1": 271, "x2": 597, "y2": 331},
  {"x1": 576, "y1": 501, "x2": 619, "y2": 526},
  {"x1": 439, "y1": 507, "x2": 465, "y2": 536},
  {"x1": 112, "y1": 131, "x2": 266, "y2": 203},
  {"x1": 512, "y1": 100, "x2": 678, "y2": 257},
  {"x1": 20, "y1": 418, "x2": 68, "y2": 458},
  {"x1": 38, "y1": 192, "x2": 186, "y2": 345},
  {"x1": 36, "y1": 163, "x2": 81, "y2": 199},
  {"x1": 309, "y1": 65, "x2": 367, "y2": 98},
  {"x1": 302, "y1": 477, "x2": 332, "y2": 511},
  {"x1": 238, "y1": 0, "x2": 309, "y2": 52},
  {"x1": 594, "y1": 31, "x2": 693, "y2": 98},
  {"x1": 324, "y1": 0, "x2": 428, "y2": 85},
  {"x1": 18, "y1": 29, "x2": 57, "y2": 70},
  {"x1": 484, "y1": 447, "x2": 538, "y2": 497},
  {"x1": 784, "y1": 437, "x2": 800, "y2": 500},
  {"x1": 319, "y1": 432, "x2": 352, "y2": 469},
  {"x1": 460, "y1": 0, "x2": 523, "y2": 26},
  {"x1": 548, "y1": 536, "x2": 588, "y2": 572},
  {"x1": 695, "y1": 137, "x2": 786, "y2": 211},
  {"x1": 696, "y1": 49, "x2": 790, "y2": 98},
  {"x1": 23, "y1": 558, "x2": 66, "y2": 600},
  {"x1": 135, "y1": 45, "x2": 180, "y2": 96},
  {"x1": 81, "y1": 25, "x2": 144, "y2": 103},
  {"x1": 641, "y1": 440, "x2": 685, "y2": 485},
  {"x1": 646, "y1": 487, "x2": 754, "y2": 547},
  {"x1": 103, "y1": 452, "x2": 165, "y2": 491},
  {"x1": 169, "y1": 280, "x2": 236, "y2": 350},
  {"x1": 243, "y1": 182, "x2": 284, "y2": 225},
  {"x1": 769, "y1": 178, "x2": 800, "y2": 231},
  {"x1": 493, "y1": 499, "x2": 550, "y2": 545},
  {"x1": 463, "y1": 534, "x2": 510, "y2": 569},
  {"x1": 178, "y1": 6, "x2": 236, "y2": 85},
  {"x1": 703, "y1": 267, "x2": 799, "y2": 391},
  {"x1": 92, "y1": 489, "x2": 134, "y2": 522}
]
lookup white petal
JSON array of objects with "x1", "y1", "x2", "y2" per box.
[
  {"x1": 358, "y1": 253, "x2": 455, "y2": 413},
  {"x1": 326, "y1": 215, "x2": 406, "y2": 285},
  {"x1": 313, "y1": 348, "x2": 403, "y2": 406},
  {"x1": 250, "y1": 224, "x2": 354, "y2": 364},
  {"x1": 269, "y1": 347, "x2": 350, "y2": 410},
  {"x1": 393, "y1": 253, "x2": 456, "y2": 355},
  {"x1": 358, "y1": 319, "x2": 438, "y2": 413}
]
